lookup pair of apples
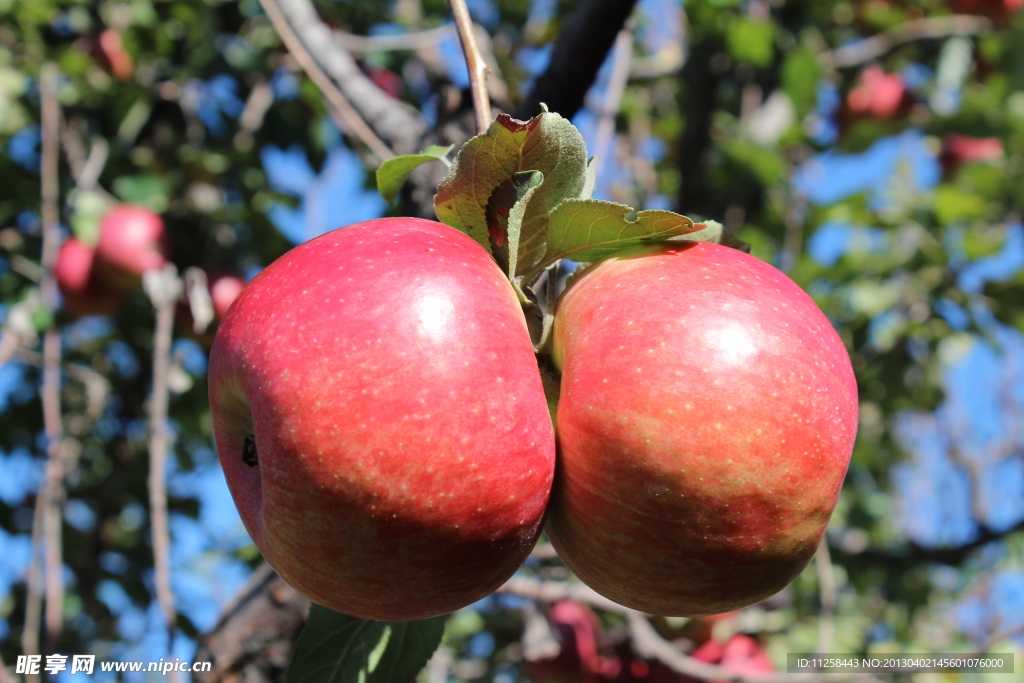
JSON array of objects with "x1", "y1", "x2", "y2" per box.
[
  {"x1": 208, "y1": 217, "x2": 858, "y2": 621},
  {"x1": 56, "y1": 205, "x2": 167, "y2": 316}
]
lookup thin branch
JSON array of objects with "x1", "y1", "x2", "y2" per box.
[
  {"x1": 815, "y1": 540, "x2": 837, "y2": 655},
  {"x1": 60, "y1": 115, "x2": 114, "y2": 198},
  {"x1": 592, "y1": 28, "x2": 633, "y2": 181},
  {"x1": 514, "y1": 0, "x2": 640, "y2": 120},
  {"x1": 22, "y1": 489, "x2": 45, "y2": 683},
  {"x1": 334, "y1": 24, "x2": 455, "y2": 52},
  {"x1": 627, "y1": 613, "x2": 886, "y2": 683},
  {"x1": 144, "y1": 265, "x2": 183, "y2": 680},
  {"x1": 449, "y1": 0, "x2": 491, "y2": 133},
  {"x1": 499, "y1": 577, "x2": 885, "y2": 683},
  {"x1": 39, "y1": 62, "x2": 66, "y2": 642},
  {"x1": 0, "y1": 652, "x2": 13, "y2": 683},
  {"x1": 259, "y1": 0, "x2": 395, "y2": 160},
  {"x1": 820, "y1": 14, "x2": 992, "y2": 69},
  {"x1": 268, "y1": 0, "x2": 429, "y2": 155}
]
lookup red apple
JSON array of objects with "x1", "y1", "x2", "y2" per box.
[
  {"x1": 845, "y1": 65, "x2": 911, "y2": 121},
  {"x1": 682, "y1": 634, "x2": 773, "y2": 683},
  {"x1": 939, "y1": 134, "x2": 1003, "y2": 176},
  {"x1": 526, "y1": 600, "x2": 618, "y2": 683},
  {"x1": 95, "y1": 28, "x2": 134, "y2": 81},
  {"x1": 55, "y1": 237, "x2": 124, "y2": 317},
  {"x1": 547, "y1": 242, "x2": 858, "y2": 616},
  {"x1": 94, "y1": 205, "x2": 167, "y2": 289},
  {"x1": 209, "y1": 273, "x2": 245, "y2": 320},
  {"x1": 208, "y1": 217, "x2": 554, "y2": 620}
]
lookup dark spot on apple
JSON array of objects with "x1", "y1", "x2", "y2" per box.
[{"x1": 242, "y1": 434, "x2": 259, "y2": 467}]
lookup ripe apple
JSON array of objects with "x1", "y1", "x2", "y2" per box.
[
  {"x1": 939, "y1": 134, "x2": 1003, "y2": 176},
  {"x1": 208, "y1": 217, "x2": 554, "y2": 620},
  {"x1": 94, "y1": 204, "x2": 167, "y2": 289},
  {"x1": 209, "y1": 273, "x2": 245, "y2": 319},
  {"x1": 547, "y1": 241, "x2": 858, "y2": 616},
  {"x1": 845, "y1": 65, "x2": 911, "y2": 121},
  {"x1": 55, "y1": 237, "x2": 124, "y2": 317},
  {"x1": 95, "y1": 28, "x2": 134, "y2": 81},
  {"x1": 526, "y1": 600, "x2": 618, "y2": 683}
]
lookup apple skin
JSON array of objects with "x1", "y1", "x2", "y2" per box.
[
  {"x1": 55, "y1": 237, "x2": 124, "y2": 317},
  {"x1": 95, "y1": 205, "x2": 167, "y2": 288},
  {"x1": 208, "y1": 217, "x2": 554, "y2": 620},
  {"x1": 548, "y1": 242, "x2": 858, "y2": 616}
]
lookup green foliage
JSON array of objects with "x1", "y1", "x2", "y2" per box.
[{"x1": 286, "y1": 606, "x2": 445, "y2": 683}]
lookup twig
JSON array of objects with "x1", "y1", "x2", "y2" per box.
[
  {"x1": 0, "y1": 328, "x2": 21, "y2": 369},
  {"x1": 815, "y1": 540, "x2": 836, "y2": 655},
  {"x1": 59, "y1": 115, "x2": 114, "y2": 198},
  {"x1": 500, "y1": 576, "x2": 885, "y2": 683},
  {"x1": 144, "y1": 265, "x2": 183, "y2": 680},
  {"x1": 259, "y1": 0, "x2": 395, "y2": 160},
  {"x1": 448, "y1": 0, "x2": 491, "y2": 133},
  {"x1": 334, "y1": 24, "x2": 455, "y2": 52},
  {"x1": 977, "y1": 620, "x2": 1024, "y2": 654},
  {"x1": 0, "y1": 652, "x2": 13, "y2": 683},
  {"x1": 593, "y1": 28, "x2": 633, "y2": 182},
  {"x1": 22, "y1": 489, "x2": 45, "y2": 683},
  {"x1": 627, "y1": 613, "x2": 885, "y2": 683},
  {"x1": 14, "y1": 349, "x2": 111, "y2": 421},
  {"x1": 39, "y1": 62, "x2": 67, "y2": 642},
  {"x1": 820, "y1": 15, "x2": 992, "y2": 69}
]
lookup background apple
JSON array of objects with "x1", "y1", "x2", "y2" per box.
[
  {"x1": 844, "y1": 65, "x2": 911, "y2": 121},
  {"x1": 208, "y1": 217, "x2": 554, "y2": 620},
  {"x1": 55, "y1": 237, "x2": 125, "y2": 317},
  {"x1": 548, "y1": 241, "x2": 859, "y2": 616},
  {"x1": 209, "y1": 273, "x2": 245, "y2": 320},
  {"x1": 939, "y1": 134, "x2": 1003, "y2": 176},
  {"x1": 95, "y1": 28, "x2": 134, "y2": 81},
  {"x1": 94, "y1": 204, "x2": 167, "y2": 289}
]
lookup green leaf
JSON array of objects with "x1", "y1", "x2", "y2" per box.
[
  {"x1": 934, "y1": 185, "x2": 988, "y2": 225},
  {"x1": 112, "y1": 174, "x2": 170, "y2": 212},
  {"x1": 580, "y1": 156, "x2": 597, "y2": 200},
  {"x1": 285, "y1": 605, "x2": 445, "y2": 683},
  {"x1": 375, "y1": 145, "x2": 453, "y2": 205},
  {"x1": 486, "y1": 170, "x2": 544, "y2": 298},
  {"x1": 726, "y1": 18, "x2": 776, "y2": 68},
  {"x1": 69, "y1": 190, "x2": 113, "y2": 246},
  {"x1": 781, "y1": 47, "x2": 821, "y2": 117},
  {"x1": 434, "y1": 111, "x2": 588, "y2": 268},
  {"x1": 544, "y1": 199, "x2": 700, "y2": 264},
  {"x1": 671, "y1": 219, "x2": 751, "y2": 253}
]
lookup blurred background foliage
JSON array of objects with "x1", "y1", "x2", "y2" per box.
[{"x1": 1, "y1": 0, "x2": 1024, "y2": 681}]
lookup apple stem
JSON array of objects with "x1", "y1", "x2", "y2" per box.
[{"x1": 242, "y1": 435, "x2": 259, "y2": 467}]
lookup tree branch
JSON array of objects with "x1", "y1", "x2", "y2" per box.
[
  {"x1": 193, "y1": 564, "x2": 309, "y2": 683},
  {"x1": 815, "y1": 540, "x2": 836, "y2": 655},
  {"x1": 334, "y1": 24, "x2": 454, "y2": 52},
  {"x1": 259, "y1": 0, "x2": 395, "y2": 161},
  {"x1": 449, "y1": 0, "x2": 492, "y2": 133},
  {"x1": 266, "y1": 0, "x2": 428, "y2": 155},
  {"x1": 820, "y1": 15, "x2": 993, "y2": 69},
  {"x1": 39, "y1": 61, "x2": 66, "y2": 643},
  {"x1": 144, "y1": 265, "x2": 183, "y2": 681},
  {"x1": 514, "y1": 0, "x2": 639, "y2": 120}
]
